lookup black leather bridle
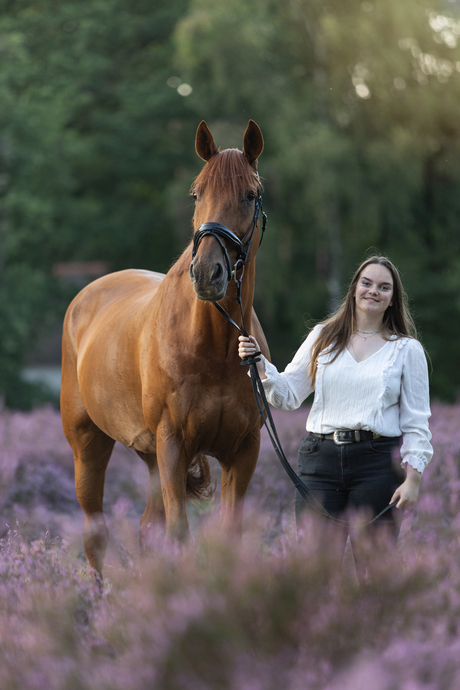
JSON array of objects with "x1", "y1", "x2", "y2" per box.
[
  {"x1": 190, "y1": 185, "x2": 267, "y2": 337},
  {"x1": 191, "y1": 187, "x2": 267, "y2": 280}
]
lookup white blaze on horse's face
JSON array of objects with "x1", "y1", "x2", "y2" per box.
[{"x1": 189, "y1": 120, "x2": 264, "y2": 302}]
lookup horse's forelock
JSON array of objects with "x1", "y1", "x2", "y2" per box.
[{"x1": 192, "y1": 149, "x2": 260, "y2": 199}]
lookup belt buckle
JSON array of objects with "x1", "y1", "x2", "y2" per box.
[{"x1": 333, "y1": 430, "x2": 354, "y2": 445}]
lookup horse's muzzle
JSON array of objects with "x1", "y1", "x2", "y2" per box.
[{"x1": 189, "y1": 258, "x2": 228, "y2": 301}]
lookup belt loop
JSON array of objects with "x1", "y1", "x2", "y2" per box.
[{"x1": 354, "y1": 430, "x2": 360, "y2": 442}]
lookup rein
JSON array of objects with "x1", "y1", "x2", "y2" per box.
[{"x1": 190, "y1": 188, "x2": 396, "y2": 526}]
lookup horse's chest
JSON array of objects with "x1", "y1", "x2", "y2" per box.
[{"x1": 170, "y1": 380, "x2": 257, "y2": 451}]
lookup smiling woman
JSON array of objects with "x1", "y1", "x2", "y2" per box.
[
  {"x1": 349, "y1": 263, "x2": 395, "y2": 361},
  {"x1": 238, "y1": 255, "x2": 432, "y2": 575}
]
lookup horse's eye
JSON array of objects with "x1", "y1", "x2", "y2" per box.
[
  {"x1": 191, "y1": 191, "x2": 197, "y2": 201},
  {"x1": 247, "y1": 191, "x2": 256, "y2": 202}
]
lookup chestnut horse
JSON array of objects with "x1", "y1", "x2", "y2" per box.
[{"x1": 61, "y1": 120, "x2": 269, "y2": 575}]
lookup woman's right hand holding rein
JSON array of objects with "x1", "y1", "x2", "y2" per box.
[{"x1": 238, "y1": 335, "x2": 267, "y2": 380}]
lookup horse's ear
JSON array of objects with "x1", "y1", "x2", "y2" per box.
[
  {"x1": 195, "y1": 121, "x2": 219, "y2": 162},
  {"x1": 243, "y1": 120, "x2": 264, "y2": 169}
]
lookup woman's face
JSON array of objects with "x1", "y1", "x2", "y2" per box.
[{"x1": 354, "y1": 263, "x2": 394, "y2": 320}]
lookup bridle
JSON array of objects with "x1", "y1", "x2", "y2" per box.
[
  {"x1": 191, "y1": 188, "x2": 266, "y2": 280},
  {"x1": 190, "y1": 184, "x2": 267, "y2": 337},
  {"x1": 188, "y1": 180, "x2": 396, "y2": 526}
]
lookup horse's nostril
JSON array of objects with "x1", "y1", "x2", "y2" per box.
[{"x1": 211, "y1": 262, "x2": 223, "y2": 284}]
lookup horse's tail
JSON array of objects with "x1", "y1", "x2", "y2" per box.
[{"x1": 186, "y1": 454, "x2": 214, "y2": 500}]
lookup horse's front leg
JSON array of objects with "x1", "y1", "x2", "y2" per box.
[
  {"x1": 136, "y1": 450, "x2": 165, "y2": 550},
  {"x1": 155, "y1": 415, "x2": 190, "y2": 541},
  {"x1": 219, "y1": 432, "x2": 260, "y2": 536}
]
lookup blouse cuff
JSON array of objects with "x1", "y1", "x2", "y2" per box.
[
  {"x1": 401, "y1": 455, "x2": 427, "y2": 475},
  {"x1": 260, "y1": 358, "x2": 279, "y2": 380},
  {"x1": 246, "y1": 356, "x2": 276, "y2": 381}
]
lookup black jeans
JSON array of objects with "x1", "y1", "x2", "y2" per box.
[{"x1": 295, "y1": 434, "x2": 403, "y2": 530}]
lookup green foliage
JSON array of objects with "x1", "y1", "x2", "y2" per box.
[
  {"x1": 175, "y1": 0, "x2": 460, "y2": 398},
  {"x1": 1, "y1": 0, "x2": 197, "y2": 271},
  {"x1": 1, "y1": 0, "x2": 460, "y2": 404},
  {"x1": 0, "y1": 0, "x2": 198, "y2": 406},
  {"x1": 0, "y1": 265, "x2": 58, "y2": 408}
]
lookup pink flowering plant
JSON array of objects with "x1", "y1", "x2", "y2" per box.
[{"x1": 0, "y1": 403, "x2": 457, "y2": 689}]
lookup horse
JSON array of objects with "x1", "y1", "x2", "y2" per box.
[{"x1": 60, "y1": 120, "x2": 270, "y2": 576}]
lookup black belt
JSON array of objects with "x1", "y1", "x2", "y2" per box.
[{"x1": 310, "y1": 430, "x2": 381, "y2": 446}]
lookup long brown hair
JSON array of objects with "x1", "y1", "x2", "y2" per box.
[{"x1": 308, "y1": 256, "x2": 417, "y2": 386}]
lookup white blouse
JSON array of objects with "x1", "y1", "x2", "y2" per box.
[{"x1": 261, "y1": 325, "x2": 433, "y2": 474}]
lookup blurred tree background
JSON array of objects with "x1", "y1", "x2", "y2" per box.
[{"x1": 0, "y1": 0, "x2": 459, "y2": 406}]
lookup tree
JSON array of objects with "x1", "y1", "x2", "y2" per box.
[
  {"x1": 0, "y1": 0, "x2": 196, "y2": 406},
  {"x1": 175, "y1": 0, "x2": 460, "y2": 398}
]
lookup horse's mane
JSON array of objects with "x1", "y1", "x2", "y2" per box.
[{"x1": 191, "y1": 148, "x2": 259, "y2": 199}]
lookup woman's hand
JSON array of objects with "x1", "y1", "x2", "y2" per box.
[
  {"x1": 390, "y1": 464, "x2": 422, "y2": 509},
  {"x1": 238, "y1": 335, "x2": 267, "y2": 379},
  {"x1": 238, "y1": 335, "x2": 260, "y2": 359}
]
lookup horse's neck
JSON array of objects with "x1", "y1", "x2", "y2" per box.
[
  {"x1": 166, "y1": 247, "x2": 255, "y2": 350},
  {"x1": 192, "y1": 264, "x2": 256, "y2": 342}
]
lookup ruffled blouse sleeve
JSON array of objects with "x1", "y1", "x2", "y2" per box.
[
  {"x1": 399, "y1": 339, "x2": 433, "y2": 474},
  {"x1": 258, "y1": 325, "x2": 321, "y2": 410}
]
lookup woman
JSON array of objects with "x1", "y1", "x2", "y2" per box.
[{"x1": 238, "y1": 256, "x2": 432, "y2": 532}]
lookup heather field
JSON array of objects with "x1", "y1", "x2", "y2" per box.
[{"x1": 0, "y1": 403, "x2": 459, "y2": 689}]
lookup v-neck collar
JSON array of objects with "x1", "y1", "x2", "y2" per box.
[{"x1": 346, "y1": 339, "x2": 391, "y2": 364}]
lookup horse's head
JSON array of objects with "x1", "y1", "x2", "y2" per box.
[{"x1": 189, "y1": 120, "x2": 264, "y2": 302}]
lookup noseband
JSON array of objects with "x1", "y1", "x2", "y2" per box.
[{"x1": 190, "y1": 187, "x2": 267, "y2": 284}]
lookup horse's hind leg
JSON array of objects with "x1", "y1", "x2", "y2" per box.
[
  {"x1": 136, "y1": 451, "x2": 165, "y2": 549},
  {"x1": 74, "y1": 427, "x2": 115, "y2": 576},
  {"x1": 61, "y1": 336, "x2": 116, "y2": 576},
  {"x1": 63, "y1": 404, "x2": 114, "y2": 575}
]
